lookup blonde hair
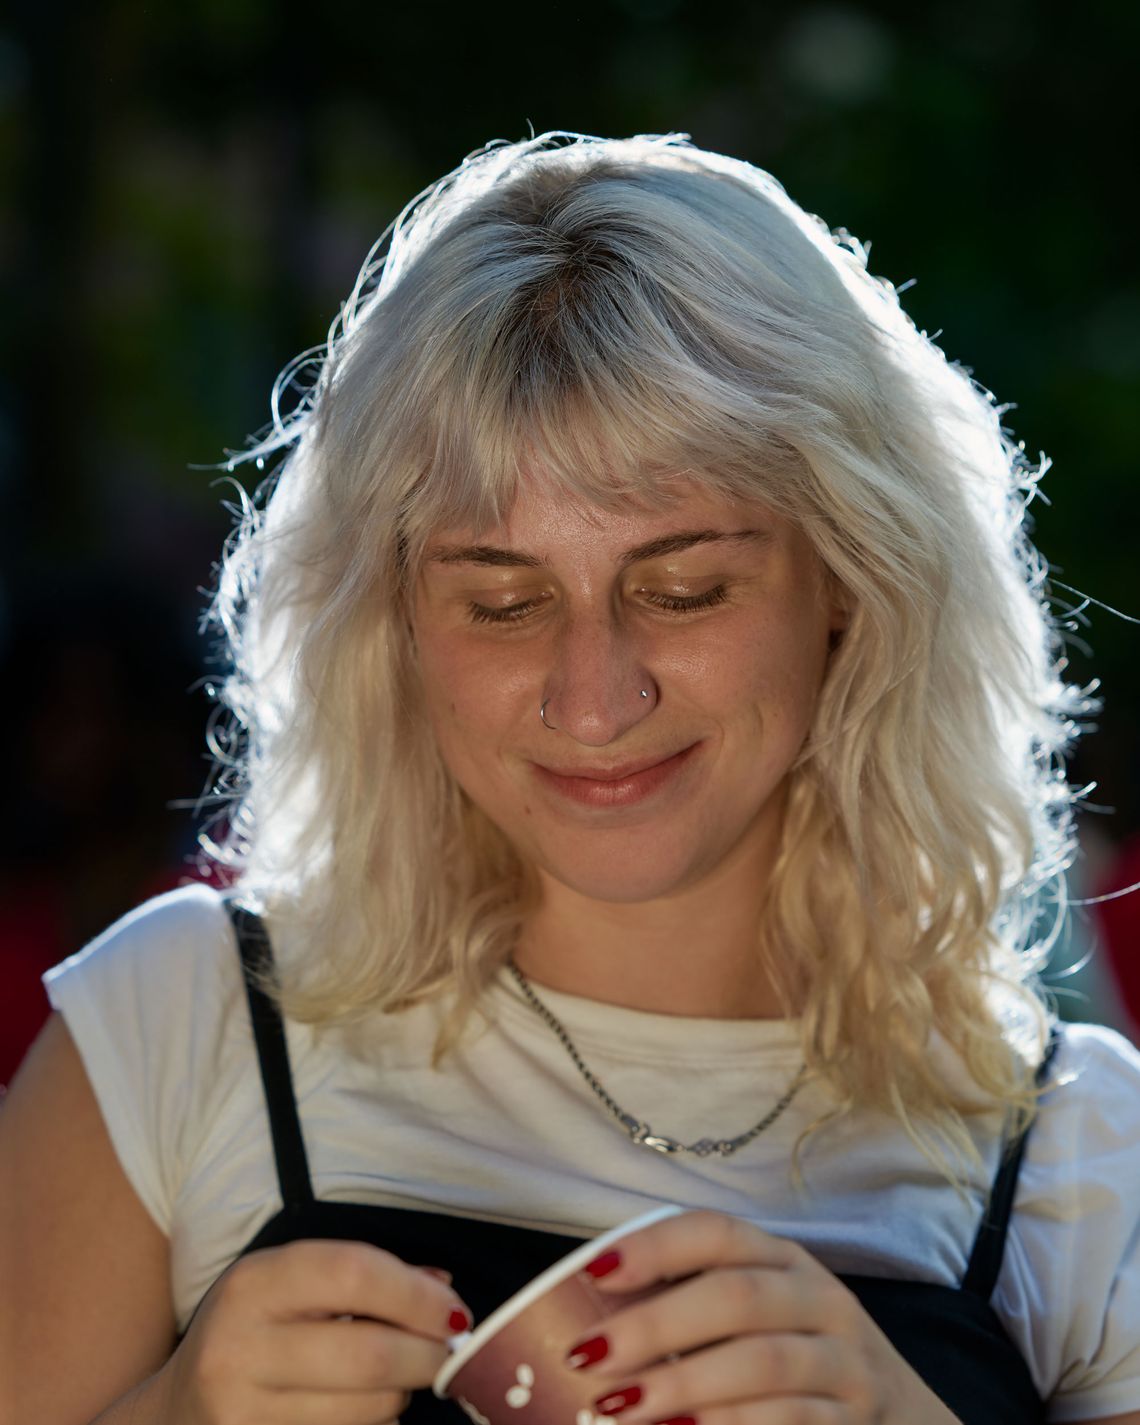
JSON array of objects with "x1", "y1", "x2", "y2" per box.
[{"x1": 204, "y1": 132, "x2": 1093, "y2": 1172}]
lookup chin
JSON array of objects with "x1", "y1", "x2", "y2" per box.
[{"x1": 533, "y1": 847, "x2": 706, "y2": 905}]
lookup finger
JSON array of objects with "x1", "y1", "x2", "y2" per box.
[
  {"x1": 414, "y1": 1266, "x2": 454, "y2": 1285},
  {"x1": 590, "y1": 1332, "x2": 853, "y2": 1421},
  {"x1": 573, "y1": 1268, "x2": 841, "y2": 1377},
  {"x1": 240, "y1": 1239, "x2": 470, "y2": 1341},
  {"x1": 584, "y1": 1210, "x2": 804, "y2": 1292},
  {"x1": 254, "y1": 1316, "x2": 449, "y2": 1392}
]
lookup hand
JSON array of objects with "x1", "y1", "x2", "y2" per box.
[
  {"x1": 157, "y1": 1239, "x2": 471, "y2": 1425},
  {"x1": 562, "y1": 1209, "x2": 961, "y2": 1424}
]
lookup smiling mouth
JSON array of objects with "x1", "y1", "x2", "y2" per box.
[
  {"x1": 529, "y1": 742, "x2": 700, "y2": 808},
  {"x1": 536, "y1": 750, "x2": 689, "y2": 781}
]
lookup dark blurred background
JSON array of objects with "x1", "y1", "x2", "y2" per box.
[{"x1": 2, "y1": 0, "x2": 1138, "y2": 1085}]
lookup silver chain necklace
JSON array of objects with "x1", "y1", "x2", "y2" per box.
[{"x1": 506, "y1": 957, "x2": 807, "y2": 1158}]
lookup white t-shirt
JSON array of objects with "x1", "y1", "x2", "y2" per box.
[{"x1": 43, "y1": 883, "x2": 1140, "y2": 1421}]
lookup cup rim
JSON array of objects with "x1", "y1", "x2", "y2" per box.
[{"x1": 432, "y1": 1202, "x2": 685, "y2": 1397}]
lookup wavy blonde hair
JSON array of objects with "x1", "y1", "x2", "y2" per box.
[{"x1": 204, "y1": 132, "x2": 1093, "y2": 1174}]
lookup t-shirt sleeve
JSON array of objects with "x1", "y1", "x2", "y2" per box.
[
  {"x1": 41, "y1": 884, "x2": 238, "y2": 1237},
  {"x1": 997, "y1": 1022, "x2": 1140, "y2": 1421}
]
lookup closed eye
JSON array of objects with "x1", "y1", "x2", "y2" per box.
[
  {"x1": 465, "y1": 585, "x2": 730, "y2": 625},
  {"x1": 466, "y1": 600, "x2": 540, "y2": 624},
  {"x1": 643, "y1": 585, "x2": 729, "y2": 614}
]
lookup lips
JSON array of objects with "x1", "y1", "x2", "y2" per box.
[
  {"x1": 537, "y1": 751, "x2": 685, "y2": 781},
  {"x1": 530, "y1": 742, "x2": 700, "y2": 809}
]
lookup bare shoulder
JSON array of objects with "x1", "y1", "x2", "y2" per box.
[{"x1": 0, "y1": 1011, "x2": 177, "y2": 1423}]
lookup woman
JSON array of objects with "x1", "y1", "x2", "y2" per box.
[{"x1": 2, "y1": 133, "x2": 1137, "y2": 1425}]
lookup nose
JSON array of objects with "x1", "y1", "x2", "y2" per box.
[{"x1": 541, "y1": 608, "x2": 657, "y2": 746}]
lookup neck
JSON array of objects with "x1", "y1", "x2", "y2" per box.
[{"x1": 514, "y1": 834, "x2": 793, "y2": 1021}]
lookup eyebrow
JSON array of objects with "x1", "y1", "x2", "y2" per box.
[{"x1": 425, "y1": 527, "x2": 773, "y2": 571}]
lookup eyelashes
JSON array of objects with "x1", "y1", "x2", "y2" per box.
[
  {"x1": 466, "y1": 601, "x2": 536, "y2": 624},
  {"x1": 466, "y1": 584, "x2": 730, "y2": 625},
  {"x1": 646, "y1": 585, "x2": 730, "y2": 614}
]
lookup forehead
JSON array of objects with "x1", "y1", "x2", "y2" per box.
[{"x1": 424, "y1": 479, "x2": 781, "y2": 560}]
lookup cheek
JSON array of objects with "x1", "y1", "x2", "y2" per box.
[
  {"x1": 774, "y1": 630, "x2": 833, "y2": 738},
  {"x1": 693, "y1": 607, "x2": 830, "y2": 705},
  {"x1": 416, "y1": 634, "x2": 529, "y2": 747}
]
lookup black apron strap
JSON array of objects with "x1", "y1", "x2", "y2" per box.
[
  {"x1": 961, "y1": 1024, "x2": 1062, "y2": 1299},
  {"x1": 227, "y1": 902, "x2": 315, "y2": 1207}
]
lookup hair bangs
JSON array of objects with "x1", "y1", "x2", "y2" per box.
[{"x1": 393, "y1": 278, "x2": 813, "y2": 576}]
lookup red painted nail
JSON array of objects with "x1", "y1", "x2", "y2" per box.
[
  {"x1": 584, "y1": 1248, "x2": 623, "y2": 1279},
  {"x1": 594, "y1": 1384, "x2": 643, "y2": 1415},
  {"x1": 566, "y1": 1333, "x2": 609, "y2": 1369},
  {"x1": 448, "y1": 1307, "x2": 472, "y2": 1332},
  {"x1": 655, "y1": 1418, "x2": 698, "y2": 1425}
]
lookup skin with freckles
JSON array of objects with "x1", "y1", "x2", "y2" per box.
[{"x1": 411, "y1": 480, "x2": 847, "y2": 1020}]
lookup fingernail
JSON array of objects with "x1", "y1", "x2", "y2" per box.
[
  {"x1": 654, "y1": 1417, "x2": 697, "y2": 1425},
  {"x1": 594, "y1": 1384, "x2": 643, "y2": 1415},
  {"x1": 584, "y1": 1248, "x2": 623, "y2": 1279},
  {"x1": 448, "y1": 1306, "x2": 472, "y2": 1332},
  {"x1": 566, "y1": 1333, "x2": 609, "y2": 1369}
]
